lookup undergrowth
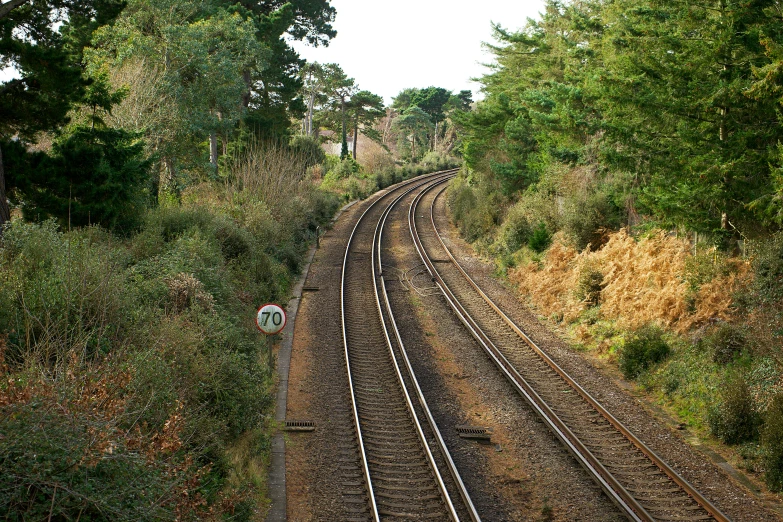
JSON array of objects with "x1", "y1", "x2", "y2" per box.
[{"x1": 0, "y1": 144, "x2": 340, "y2": 519}]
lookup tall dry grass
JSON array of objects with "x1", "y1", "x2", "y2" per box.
[
  {"x1": 227, "y1": 141, "x2": 314, "y2": 214},
  {"x1": 510, "y1": 229, "x2": 748, "y2": 332}
]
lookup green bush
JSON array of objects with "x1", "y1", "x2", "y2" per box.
[
  {"x1": 0, "y1": 389, "x2": 175, "y2": 521},
  {"x1": 561, "y1": 190, "x2": 622, "y2": 251},
  {"x1": 708, "y1": 372, "x2": 761, "y2": 445},
  {"x1": 0, "y1": 220, "x2": 132, "y2": 370},
  {"x1": 750, "y1": 232, "x2": 783, "y2": 305},
  {"x1": 700, "y1": 322, "x2": 747, "y2": 364},
  {"x1": 447, "y1": 176, "x2": 504, "y2": 243},
  {"x1": 0, "y1": 170, "x2": 338, "y2": 518},
  {"x1": 527, "y1": 222, "x2": 552, "y2": 253},
  {"x1": 618, "y1": 325, "x2": 671, "y2": 379},
  {"x1": 5, "y1": 126, "x2": 152, "y2": 234},
  {"x1": 575, "y1": 264, "x2": 604, "y2": 306},
  {"x1": 762, "y1": 393, "x2": 783, "y2": 491},
  {"x1": 497, "y1": 206, "x2": 532, "y2": 253}
]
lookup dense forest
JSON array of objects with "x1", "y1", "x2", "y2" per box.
[{"x1": 451, "y1": 0, "x2": 783, "y2": 492}]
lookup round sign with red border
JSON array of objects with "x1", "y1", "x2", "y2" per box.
[{"x1": 256, "y1": 303, "x2": 287, "y2": 335}]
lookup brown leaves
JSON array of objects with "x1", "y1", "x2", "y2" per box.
[{"x1": 511, "y1": 229, "x2": 749, "y2": 333}]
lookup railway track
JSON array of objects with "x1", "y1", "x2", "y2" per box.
[
  {"x1": 408, "y1": 179, "x2": 733, "y2": 522},
  {"x1": 340, "y1": 170, "x2": 480, "y2": 522}
]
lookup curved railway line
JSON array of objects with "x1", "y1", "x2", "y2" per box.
[
  {"x1": 405, "y1": 178, "x2": 733, "y2": 522},
  {"x1": 340, "y1": 170, "x2": 480, "y2": 521}
]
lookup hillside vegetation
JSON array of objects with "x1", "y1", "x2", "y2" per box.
[{"x1": 450, "y1": 0, "x2": 783, "y2": 491}]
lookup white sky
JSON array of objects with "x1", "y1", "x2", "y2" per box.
[
  {"x1": 0, "y1": 1, "x2": 547, "y2": 102},
  {"x1": 291, "y1": 0, "x2": 545, "y2": 105}
]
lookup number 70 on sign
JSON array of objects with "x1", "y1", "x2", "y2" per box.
[{"x1": 256, "y1": 304, "x2": 287, "y2": 335}]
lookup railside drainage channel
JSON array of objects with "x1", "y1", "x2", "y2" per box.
[
  {"x1": 284, "y1": 420, "x2": 316, "y2": 432},
  {"x1": 456, "y1": 425, "x2": 492, "y2": 443}
]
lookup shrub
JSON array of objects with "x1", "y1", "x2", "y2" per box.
[
  {"x1": 762, "y1": 393, "x2": 783, "y2": 491},
  {"x1": 708, "y1": 372, "x2": 761, "y2": 445},
  {"x1": 528, "y1": 222, "x2": 552, "y2": 253},
  {"x1": 700, "y1": 322, "x2": 747, "y2": 364},
  {"x1": 447, "y1": 176, "x2": 504, "y2": 243},
  {"x1": 575, "y1": 263, "x2": 604, "y2": 306},
  {"x1": 618, "y1": 325, "x2": 671, "y2": 379},
  {"x1": 0, "y1": 220, "x2": 131, "y2": 370},
  {"x1": 497, "y1": 207, "x2": 532, "y2": 253},
  {"x1": 749, "y1": 232, "x2": 783, "y2": 305},
  {"x1": 560, "y1": 191, "x2": 622, "y2": 251}
]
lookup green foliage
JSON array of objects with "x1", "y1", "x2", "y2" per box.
[
  {"x1": 559, "y1": 190, "x2": 622, "y2": 251},
  {"x1": 575, "y1": 264, "x2": 604, "y2": 306},
  {"x1": 749, "y1": 232, "x2": 783, "y2": 305},
  {"x1": 324, "y1": 157, "x2": 360, "y2": 182},
  {"x1": 0, "y1": 171, "x2": 337, "y2": 518},
  {"x1": 497, "y1": 206, "x2": 533, "y2": 254},
  {"x1": 762, "y1": 393, "x2": 783, "y2": 491},
  {"x1": 0, "y1": 385, "x2": 174, "y2": 521},
  {"x1": 290, "y1": 135, "x2": 326, "y2": 168},
  {"x1": 6, "y1": 126, "x2": 152, "y2": 233},
  {"x1": 618, "y1": 325, "x2": 671, "y2": 379},
  {"x1": 700, "y1": 322, "x2": 748, "y2": 365},
  {"x1": 708, "y1": 372, "x2": 761, "y2": 445},
  {"x1": 447, "y1": 176, "x2": 505, "y2": 243},
  {"x1": 527, "y1": 222, "x2": 551, "y2": 253}
]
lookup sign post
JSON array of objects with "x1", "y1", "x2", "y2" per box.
[{"x1": 257, "y1": 304, "x2": 287, "y2": 371}]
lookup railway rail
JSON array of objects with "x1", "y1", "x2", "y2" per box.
[
  {"x1": 340, "y1": 170, "x2": 480, "y2": 521},
  {"x1": 408, "y1": 179, "x2": 733, "y2": 522}
]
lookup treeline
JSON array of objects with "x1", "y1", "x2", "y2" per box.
[
  {"x1": 0, "y1": 0, "x2": 336, "y2": 233},
  {"x1": 451, "y1": 0, "x2": 783, "y2": 491},
  {"x1": 457, "y1": 0, "x2": 783, "y2": 240}
]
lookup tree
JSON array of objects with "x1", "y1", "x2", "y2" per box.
[
  {"x1": 598, "y1": 0, "x2": 783, "y2": 234},
  {"x1": 393, "y1": 106, "x2": 434, "y2": 161},
  {"x1": 348, "y1": 90, "x2": 384, "y2": 159},
  {"x1": 230, "y1": 0, "x2": 336, "y2": 142},
  {"x1": 0, "y1": 0, "x2": 126, "y2": 230},
  {"x1": 309, "y1": 63, "x2": 355, "y2": 158},
  {"x1": 89, "y1": 0, "x2": 263, "y2": 196}
]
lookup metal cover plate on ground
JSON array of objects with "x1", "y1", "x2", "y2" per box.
[
  {"x1": 284, "y1": 420, "x2": 316, "y2": 432},
  {"x1": 456, "y1": 425, "x2": 492, "y2": 442}
]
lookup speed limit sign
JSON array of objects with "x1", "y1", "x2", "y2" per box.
[{"x1": 256, "y1": 303, "x2": 287, "y2": 335}]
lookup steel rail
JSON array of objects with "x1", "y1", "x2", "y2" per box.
[
  {"x1": 340, "y1": 169, "x2": 460, "y2": 522},
  {"x1": 375, "y1": 175, "x2": 482, "y2": 522},
  {"x1": 409, "y1": 179, "x2": 651, "y2": 521},
  {"x1": 418, "y1": 179, "x2": 732, "y2": 522}
]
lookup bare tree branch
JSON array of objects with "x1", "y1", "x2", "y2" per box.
[{"x1": 0, "y1": 0, "x2": 33, "y2": 20}]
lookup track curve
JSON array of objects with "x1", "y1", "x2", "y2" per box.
[{"x1": 408, "y1": 179, "x2": 732, "y2": 522}]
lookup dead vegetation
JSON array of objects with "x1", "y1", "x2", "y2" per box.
[{"x1": 510, "y1": 229, "x2": 748, "y2": 332}]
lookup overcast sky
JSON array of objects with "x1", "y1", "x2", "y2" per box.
[{"x1": 291, "y1": 0, "x2": 546, "y2": 105}]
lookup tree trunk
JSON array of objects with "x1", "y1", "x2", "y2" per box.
[
  {"x1": 0, "y1": 142, "x2": 10, "y2": 233},
  {"x1": 307, "y1": 89, "x2": 316, "y2": 136},
  {"x1": 209, "y1": 132, "x2": 219, "y2": 169},
  {"x1": 241, "y1": 69, "x2": 252, "y2": 110},
  {"x1": 160, "y1": 156, "x2": 177, "y2": 202},
  {"x1": 352, "y1": 113, "x2": 359, "y2": 160},
  {"x1": 341, "y1": 97, "x2": 348, "y2": 159}
]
